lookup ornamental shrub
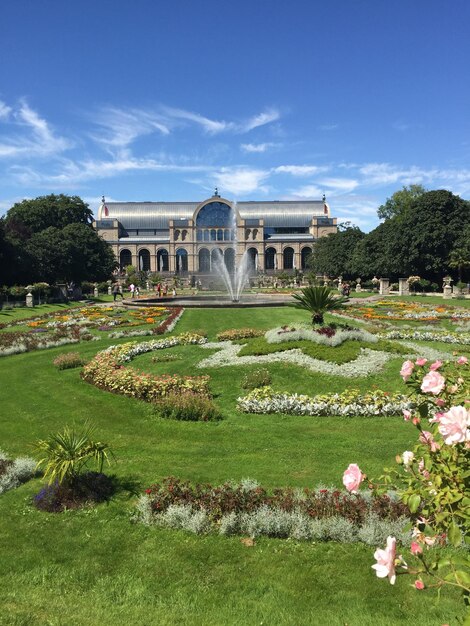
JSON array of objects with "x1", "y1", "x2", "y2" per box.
[
  {"x1": 0, "y1": 449, "x2": 36, "y2": 495},
  {"x1": 241, "y1": 368, "x2": 272, "y2": 390},
  {"x1": 153, "y1": 391, "x2": 222, "y2": 421},
  {"x1": 53, "y1": 352, "x2": 86, "y2": 370},
  {"x1": 345, "y1": 356, "x2": 469, "y2": 605}
]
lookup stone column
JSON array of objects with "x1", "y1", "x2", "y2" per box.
[
  {"x1": 443, "y1": 285, "x2": 452, "y2": 299},
  {"x1": 108, "y1": 285, "x2": 112, "y2": 296},
  {"x1": 26, "y1": 287, "x2": 33, "y2": 307},
  {"x1": 379, "y1": 278, "x2": 390, "y2": 295},
  {"x1": 94, "y1": 283, "x2": 99, "y2": 298},
  {"x1": 398, "y1": 278, "x2": 409, "y2": 296},
  {"x1": 355, "y1": 283, "x2": 362, "y2": 293}
]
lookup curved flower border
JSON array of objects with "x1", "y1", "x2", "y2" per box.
[{"x1": 237, "y1": 387, "x2": 414, "y2": 417}]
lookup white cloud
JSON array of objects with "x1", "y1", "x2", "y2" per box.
[
  {"x1": 10, "y1": 156, "x2": 213, "y2": 187},
  {"x1": 0, "y1": 100, "x2": 70, "y2": 158},
  {"x1": 161, "y1": 106, "x2": 230, "y2": 134},
  {"x1": 288, "y1": 184, "x2": 324, "y2": 199},
  {"x1": 320, "y1": 177, "x2": 359, "y2": 193},
  {"x1": 240, "y1": 108, "x2": 280, "y2": 132},
  {"x1": 0, "y1": 101, "x2": 11, "y2": 120},
  {"x1": 90, "y1": 107, "x2": 170, "y2": 147},
  {"x1": 273, "y1": 164, "x2": 328, "y2": 176},
  {"x1": 214, "y1": 167, "x2": 270, "y2": 195},
  {"x1": 241, "y1": 142, "x2": 278, "y2": 153}
]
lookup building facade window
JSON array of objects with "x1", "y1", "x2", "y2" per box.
[
  {"x1": 138, "y1": 249, "x2": 151, "y2": 272},
  {"x1": 157, "y1": 248, "x2": 169, "y2": 272},
  {"x1": 247, "y1": 247, "x2": 258, "y2": 272},
  {"x1": 283, "y1": 247, "x2": 294, "y2": 270},
  {"x1": 119, "y1": 249, "x2": 132, "y2": 270},
  {"x1": 265, "y1": 247, "x2": 276, "y2": 270},
  {"x1": 176, "y1": 248, "x2": 188, "y2": 273},
  {"x1": 199, "y1": 248, "x2": 210, "y2": 272},
  {"x1": 224, "y1": 248, "x2": 235, "y2": 273},
  {"x1": 301, "y1": 246, "x2": 312, "y2": 270}
]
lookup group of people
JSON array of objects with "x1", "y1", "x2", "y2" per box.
[
  {"x1": 155, "y1": 282, "x2": 168, "y2": 297},
  {"x1": 341, "y1": 283, "x2": 351, "y2": 297},
  {"x1": 111, "y1": 282, "x2": 178, "y2": 302}
]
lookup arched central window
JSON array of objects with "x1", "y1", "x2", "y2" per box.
[
  {"x1": 138, "y1": 249, "x2": 150, "y2": 272},
  {"x1": 196, "y1": 201, "x2": 233, "y2": 227}
]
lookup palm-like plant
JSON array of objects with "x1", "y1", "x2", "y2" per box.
[
  {"x1": 34, "y1": 423, "x2": 113, "y2": 486},
  {"x1": 292, "y1": 285, "x2": 349, "y2": 325}
]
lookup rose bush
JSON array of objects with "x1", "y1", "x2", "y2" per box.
[{"x1": 343, "y1": 356, "x2": 469, "y2": 606}]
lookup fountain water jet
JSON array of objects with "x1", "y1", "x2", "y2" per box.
[{"x1": 212, "y1": 248, "x2": 251, "y2": 302}]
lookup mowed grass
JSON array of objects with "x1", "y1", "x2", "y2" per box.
[{"x1": 0, "y1": 305, "x2": 465, "y2": 625}]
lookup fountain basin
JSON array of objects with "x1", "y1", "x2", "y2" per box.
[{"x1": 122, "y1": 294, "x2": 293, "y2": 308}]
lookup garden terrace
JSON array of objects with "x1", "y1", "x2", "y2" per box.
[{"x1": 0, "y1": 301, "x2": 467, "y2": 625}]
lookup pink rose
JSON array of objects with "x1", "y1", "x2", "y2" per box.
[
  {"x1": 429, "y1": 412, "x2": 444, "y2": 424},
  {"x1": 414, "y1": 580, "x2": 425, "y2": 590},
  {"x1": 415, "y1": 358, "x2": 427, "y2": 366},
  {"x1": 421, "y1": 371, "x2": 445, "y2": 395},
  {"x1": 372, "y1": 536, "x2": 397, "y2": 584},
  {"x1": 457, "y1": 356, "x2": 468, "y2": 365},
  {"x1": 438, "y1": 405, "x2": 470, "y2": 445},
  {"x1": 342, "y1": 463, "x2": 364, "y2": 493},
  {"x1": 436, "y1": 398, "x2": 446, "y2": 407},
  {"x1": 403, "y1": 409, "x2": 412, "y2": 421},
  {"x1": 410, "y1": 541, "x2": 422, "y2": 555},
  {"x1": 429, "y1": 360, "x2": 442, "y2": 371},
  {"x1": 419, "y1": 431, "x2": 440, "y2": 452},
  {"x1": 400, "y1": 360, "x2": 415, "y2": 381}
]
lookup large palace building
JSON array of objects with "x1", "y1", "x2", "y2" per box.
[{"x1": 94, "y1": 190, "x2": 337, "y2": 275}]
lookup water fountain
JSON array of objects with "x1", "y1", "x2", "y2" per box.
[
  {"x1": 211, "y1": 249, "x2": 251, "y2": 303},
  {"x1": 123, "y1": 204, "x2": 290, "y2": 308}
]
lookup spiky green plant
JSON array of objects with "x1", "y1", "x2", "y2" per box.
[
  {"x1": 34, "y1": 423, "x2": 113, "y2": 485},
  {"x1": 292, "y1": 285, "x2": 349, "y2": 325}
]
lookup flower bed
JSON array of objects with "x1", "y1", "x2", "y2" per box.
[
  {"x1": 82, "y1": 333, "x2": 210, "y2": 402},
  {"x1": 0, "y1": 326, "x2": 98, "y2": 357},
  {"x1": 217, "y1": 328, "x2": 264, "y2": 341},
  {"x1": 237, "y1": 387, "x2": 414, "y2": 416},
  {"x1": 135, "y1": 477, "x2": 411, "y2": 544},
  {"x1": 0, "y1": 449, "x2": 36, "y2": 495},
  {"x1": 378, "y1": 330, "x2": 470, "y2": 345},
  {"x1": 265, "y1": 325, "x2": 377, "y2": 346},
  {"x1": 109, "y1": 307, "x2": 184, "y2": 338}
]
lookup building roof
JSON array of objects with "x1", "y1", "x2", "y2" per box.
[{"x1": 98, "y1": 198, "x2": 328, "y2": 230}]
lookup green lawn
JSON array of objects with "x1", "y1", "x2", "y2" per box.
[{"x1": 0, "y1": 305, "x2": 465, "y2": 625}]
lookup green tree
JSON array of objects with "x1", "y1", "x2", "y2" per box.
[
  {"x1": 25, "y1": 223, "x2": 116, "y2": 284},
  {"x1": 354, "y1": 189, "x2": 470, "y2": 282},
  {"x1": 309, "y1": 224, "x2": 365, "y2": 278},
  {"x1": 4, "y1": 194, "x2": 93, "y2": 242},
  {"x1": 377, "y1": 184, "x2": 426, "y2": 220},
  {"x1": 448, "y1": 224, "x2": 470, "y2": 282},
  {"x1": 2, "y1": 195, "x2": 116, "y2": 285},
  {"x1": 292, "y1": 285, "x2": 348, "y2": 325}
]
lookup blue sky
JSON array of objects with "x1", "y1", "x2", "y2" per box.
[{"x1": 1, "y1": 0, "x2": 469, "y2": 231}]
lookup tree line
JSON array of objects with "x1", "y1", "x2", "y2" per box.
[
  {"x1": 0, "y1": 195, "x2": 116, "y2": 286},
  {"x1": 309, "y1": 187, "x2": 470, "y2": 285}
]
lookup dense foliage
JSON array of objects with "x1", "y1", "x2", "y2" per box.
[
  {"x1": 311, "y1": 188, "x2": 470, "y2": 283},
  {"x1": 1, "y1": 194, "x2": 116, "y2": 285}
]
